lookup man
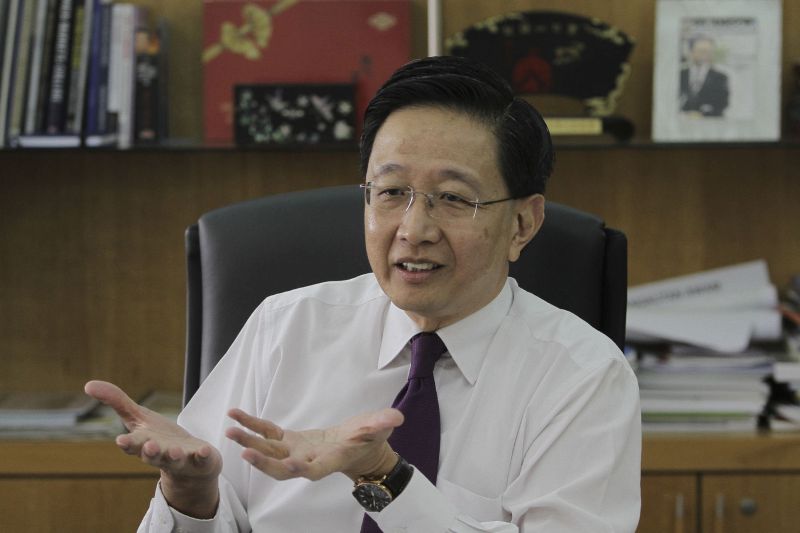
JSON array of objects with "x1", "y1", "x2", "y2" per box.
[
  {"x1": 679, "y1": 35, "x2": 730, "y2": 117},
  {"x1": 86, "y1": 56, "x2": 641, "y2": 532}
]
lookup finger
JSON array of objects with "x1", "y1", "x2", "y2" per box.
[
  {"x1": 140, "y1": 440, "x2": 195, "y2": 471},
  {"x1": 115, "y1": 433, "x2": 146, "y2": 456},
  {"x1": 225, "y1": 427, "x2": 289, "y2": 459},
  {"x1": 142, "y1": 439, "x2": 164, "y2": 460},
  {"x1": 115, "y1": 426, "x2": 159, "y2": 453},
  {"x1": 285, "y1": 454, "x2": 337, "y2": 482},
  {"x1": 241, "y1": 449, "x2": 302, "y2": 481},
  {"x1": 84, "y1": 380, "x2": 141, "y2": 422},
  {"x1": 228, "y1": 409, "x2": 284, "y2": 440},
  {"x1": 374, "y1": 408, "x2": 404, "y2": 429},
  {"x1": 351, "y1": 408, "x2": 404, "y2": 443}
]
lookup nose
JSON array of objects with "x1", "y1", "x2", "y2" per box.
[{"x1": 397, "y1": 193, "x2": 441, "y2": 245}]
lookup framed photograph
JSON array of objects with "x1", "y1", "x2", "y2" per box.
[{"x1": 652, "y1": 0, "x2": 782, "y2": 142}]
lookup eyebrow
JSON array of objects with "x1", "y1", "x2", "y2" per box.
[
  {"x1": 438, "y1": 168, "x2": 482, "y2": 192},
  {"x1": 372, "y1": 163, "x2": 483, "y2": 191},
  {"x1": 371, "y1": 163, "x2": 405, "y2": 179}
]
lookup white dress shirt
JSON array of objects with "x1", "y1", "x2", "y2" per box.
[
  {"x1": 138, "y1": 274, "x2": 641, "y2": 532},
  {"x1": 689, "y1": 64, "x2": 710, "y2": 95}
]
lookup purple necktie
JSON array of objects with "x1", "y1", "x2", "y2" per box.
[{"x1": 361, "y1": 332, "x2": 447, "y2": 532}]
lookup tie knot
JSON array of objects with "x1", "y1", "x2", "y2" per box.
[{"x1": 408, "y1": 332, "x2": 446, "y2": 379}]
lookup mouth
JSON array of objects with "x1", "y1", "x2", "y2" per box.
[{"x1": 397, "y1": 261, "x2": 443, "y2": 273}]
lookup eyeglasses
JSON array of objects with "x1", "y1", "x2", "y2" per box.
[{"x1": 360, "y1": 182, "x2": 515, "y2": 221}]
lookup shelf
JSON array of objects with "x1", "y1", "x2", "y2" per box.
[
  {"x1": 0, "y1": 440, "x2": 157, "y2": 477},
  {"x1": 2, "y1": 137, "x2": 800, "y2": 154},
  {"x1": 643, "y1": 432, "x2": 800, "y2": 473}
]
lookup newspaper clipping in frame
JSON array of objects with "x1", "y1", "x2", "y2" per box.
[{"x1": 652, "y1": 0, "x2": 781, "y2": 142}]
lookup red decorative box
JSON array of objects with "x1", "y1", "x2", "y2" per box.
[{"x1": 202, "y1": 0, "x2": 411, "y2": 144}]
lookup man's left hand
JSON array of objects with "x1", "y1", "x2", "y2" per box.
[{"x1": 225, "y1": 408, "x2": 403, "y2": 482}]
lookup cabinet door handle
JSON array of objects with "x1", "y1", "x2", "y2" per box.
[
  {"x1": 714, "y1": 494, "x2": 725, "y2": 533},
  {"x1": 739, "y1": 497, "x2": 758, "y2": 516},
  {"x1": 674, "y1": 492, "x2": 685, "y2": 533}
]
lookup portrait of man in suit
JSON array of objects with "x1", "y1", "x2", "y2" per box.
[{"x1": 679, "y1": 34, "x2": 729, "y2": 117}]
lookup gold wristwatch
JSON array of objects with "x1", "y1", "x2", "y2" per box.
[{"x1": 352, "y1": 455, "x2": 414, "y2": 512}]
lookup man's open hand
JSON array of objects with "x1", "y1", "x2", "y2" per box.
[
  {"x1": 225, "y1": 408, "x2": 404, "y2": 482},
  {"x1": 84, "y1": 380, "x2": 222, "y2": 517}
]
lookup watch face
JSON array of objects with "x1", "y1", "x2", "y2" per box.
[{"x1": 353, "y1": 483, "x2": 392, "y2": 512}]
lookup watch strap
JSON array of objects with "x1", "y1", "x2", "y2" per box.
[{"x1": 378, "y1": 455, "x2": 413, "y2": 499}]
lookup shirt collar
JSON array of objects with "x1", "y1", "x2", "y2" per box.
[{"x1": 377, "y1": 280, "x2": 514, "y2": 385}]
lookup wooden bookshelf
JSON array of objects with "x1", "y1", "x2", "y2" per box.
[{"x1": 0, "y1": 1, "x2": 799, "y2": 528}]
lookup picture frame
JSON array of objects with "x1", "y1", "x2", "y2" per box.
[{"x1": 652, "y1": 0, "x2": 782, "y2": 142}]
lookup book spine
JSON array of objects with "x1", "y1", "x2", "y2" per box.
[
  {"x1": 23, "y1": 0, "x2": 50, "y2": 134},
  {"x1": 44, "y1": 0, "x2": 75, "y2": 134},
  {"x1": 0, "y1": 0, "x2": 9, "y2": 81},
  {"x1": 33, "y1": 0, "x2": 59, "y2": 133},
  {"x1": 0, "y1": 0, "x2": 21, "y2": 147},
  {"x1": 83, "y1": 0, "x2": 104, "y2": 137},
  {"x1": 69, "y1": 0, "x2": 95, "y2": 136},
  {"x1": 7, "y1": 1, "x2": 39, "y2": 144},
  {"x1": 108, "y1": 3, "x2": 127, "y2": 146},
  {"x1": 95, "y1": 0, "x2": 112, "y2": 136},
  {"x1": 134, "y1": 28, "x2": 158, "y2": 144},
  {"x1": 64, "y1": 0, "x2": 84, "y2": 134},
  {"x1": 155, "y1": 17, "x2": 168, "y2": 141},
  {"x1": 110, "y1": 3, "x2": 144, "y2": 149},
  {"x1": 0, "y1": 0, "x2": 10, "y2": 109}
]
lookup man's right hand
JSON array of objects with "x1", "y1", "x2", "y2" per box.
[{"x1": 84, "y1": 380, "x2": 222, "y2": 518}]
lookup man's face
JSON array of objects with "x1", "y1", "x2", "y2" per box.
[
  {"x1": 364, "y1": 106, "x2": 540, "y2": 331},
  {"x1": 690, "y1": 39, "x2": 714, "y2": 66}
]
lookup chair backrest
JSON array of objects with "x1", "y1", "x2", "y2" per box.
[{"x1": 184, "y1": 185, "x2": 627, "y2": 404}]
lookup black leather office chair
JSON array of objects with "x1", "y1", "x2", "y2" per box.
[{"x1": 183, "y1": 185, "x2": 627, "y2": 405}]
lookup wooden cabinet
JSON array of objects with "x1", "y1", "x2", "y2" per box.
[
  {"x1": 639, "y1": 434, "x2": 800, "y2": 533},
  {"x1": 640, "y1": 473, "x2": 800, "y2": 533},
  {"x1": 640, "y1": 474, "x2": 698, "y2": 533},
  {"x1": 0, "y1": 441, "x2": 158, "y2": 532},
  {"x1": 3, "y1": 434, "x2": 800, "y2": 531},
  {"x1": 701, "y1": 475, "x2": 800, "y2": 533}
]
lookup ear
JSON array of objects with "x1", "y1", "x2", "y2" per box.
[{"x1": 508, "y1": 194, "x2": 545, "y2": 263}]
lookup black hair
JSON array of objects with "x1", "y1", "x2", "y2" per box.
[
  {"x1": 360, "y1": 55, "x2": 554, "y2": 197},
  {"x1": 688, "y1": 34, "x2": 715, "y2": 50}
]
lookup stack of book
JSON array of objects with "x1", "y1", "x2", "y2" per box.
[
  {"x1": 770, "y1": 335, "x2": 800, "y2": 430},
  {"x1": 0, "y1": 0, "x2": 168, "y2": 149},
  {"x1": 637, "y1": 349, "x2": 773, "y2": 432},
  {"x1": 627, "y1": 260, "x2": 783, "y2": 432},
  {"x1": 0, "y1": 391, "x2": 100, "y2": 434},
  {"x1": 0, "y1": 389, "x2": 181, "y2": 440}
]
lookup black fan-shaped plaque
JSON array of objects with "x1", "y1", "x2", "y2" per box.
[{"x1": 446, "y1": 11, "x2": 634, "y2": 117}]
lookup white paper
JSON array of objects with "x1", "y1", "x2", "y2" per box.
[
  {"x1": 628, "y1": 260, "x2": 771, "y2": 308},
  {"x1": 627, "y1": 260, "x2": 781, "y2": 350}
]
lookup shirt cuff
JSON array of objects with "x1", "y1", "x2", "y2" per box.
[
  {"x1": 368, "y1": 468, "x2": 458, "y2": 532},
  {"x1": 150, "y1": 481, "x2": 223, "y2": 533}
]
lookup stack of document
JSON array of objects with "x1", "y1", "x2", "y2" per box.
[
  {"x1": 0, "y1": 391, "x2": 99, "y2": 430},
  {"x1": 771, "y1": 352, "x2": 800, "y2": 430},
  {"x1": 637, "y1": 349, "x2": 772, "y2": 432},
  {"x1": 627, "y1": 260, "x2": 781, "y2": 433}
]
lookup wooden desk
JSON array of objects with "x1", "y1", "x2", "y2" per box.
[{"x1": 3, "y1": 434, "x2": 800, "y2": 532}]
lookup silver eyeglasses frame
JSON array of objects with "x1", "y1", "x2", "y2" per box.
[{"x1": 360, "y1": 182, "x2": 516, "y2": 221}]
